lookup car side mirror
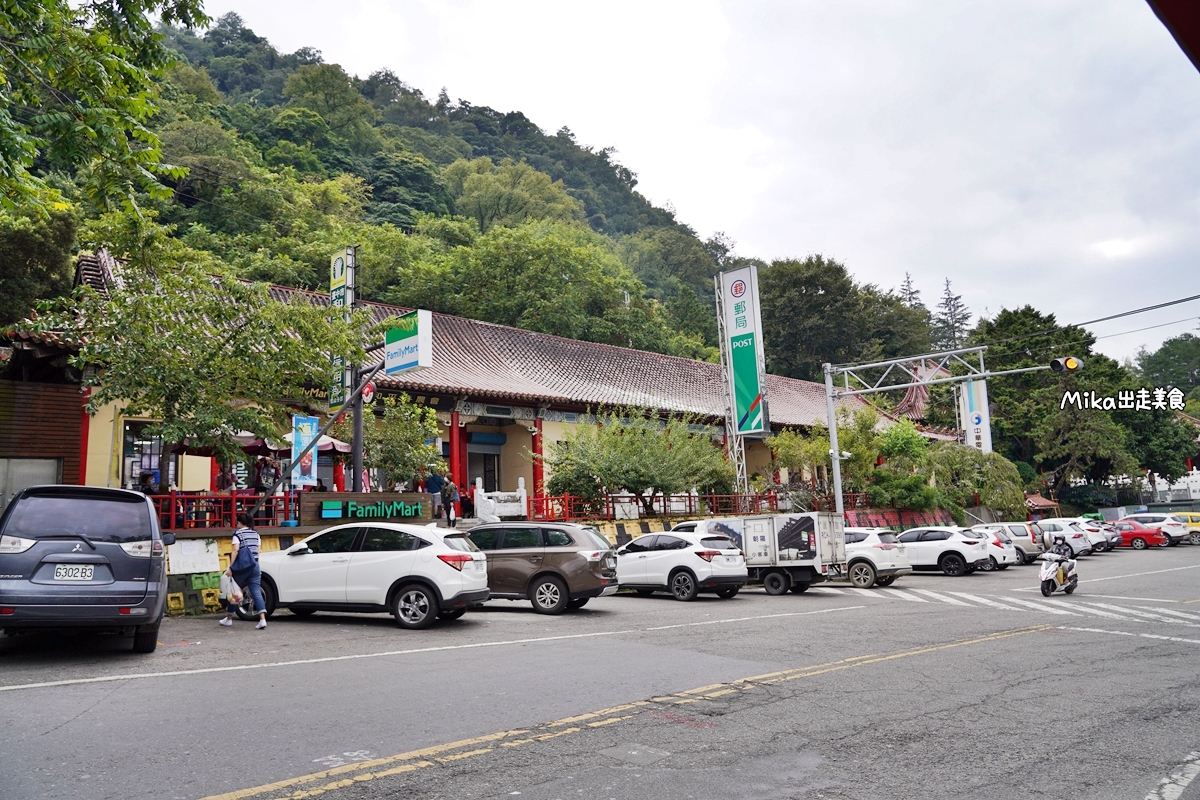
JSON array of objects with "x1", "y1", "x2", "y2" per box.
[
  {"x1": 288, "y1": 545, "x2": 312, "y2": 556},
  {"x1": 161, "y1": 533, "x2": 176, "y2": 546},
  {"x1": 616, "y1": 546, "x2": 627, "y2": 555}
]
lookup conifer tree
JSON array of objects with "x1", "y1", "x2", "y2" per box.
[{"x1": 931, "y1": 278, "x2": 971, "y2": 350}]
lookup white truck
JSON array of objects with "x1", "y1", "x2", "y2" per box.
[{"x1": 669, "y1": 512, "x2": 847, "y2": 595}]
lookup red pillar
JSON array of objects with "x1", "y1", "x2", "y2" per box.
[
  {"x1": 78, "y1": 388, "x2": 90, "y2": 485},
  {"x1": 532, "y1": 416, "x2": 544, "y2": 497},
  {"x1": 449, "y1": 410, "x2": 462, "y2": 488},
  {"x1": 333, "y1": 461, "x2": 345, "y2": 492}
]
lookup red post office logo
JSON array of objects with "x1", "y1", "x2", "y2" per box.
[{"x1": 730, "y1": 280, "x2": 747, "y2": 298}]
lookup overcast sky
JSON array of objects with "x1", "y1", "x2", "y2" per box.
[{"x1": 204, "y1": 0, "x2": 1200, "y2": 363}]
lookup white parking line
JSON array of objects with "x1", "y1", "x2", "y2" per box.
[
  {"x1": 878, "y1": 588, "x2": 928, "y2": 602},
  {"x1": 943, "y1": 592, "x2": 1028, "y2": 611},
  {"x1": 0, "y1": 605, "x2": 867, "y2": 693},
  {"x1": 1136, "y1": 607, "x2": 1200, "y2": 622},
  {"x1": 999, "y1": 597, "x2": 1083, "y2": 616},
  {"x1": 1061, "y1": 627, "x2": 1200, "y2": 647},
  {"x1": 849, "y1": 588, "x2": 885, "y2": 599},
  {"x1": 807, "y1": 587, "x2": 847, "y2": 595},
  {"x1": 1145, "y1": 750, "x2": 1200, "y2": 800},
  {"x1": 1016, "y1": 563, "x2": 1200, "y2": 591},
  {"x1": 1045, "y1": 601, "x2": 1132, "y2": 621},
  {"x1": 1086, "y1": 603, "x2": 1200, "y2": 628},
  {"x1": 910, "y1": 589, "x2": 972, "y2": 606}
]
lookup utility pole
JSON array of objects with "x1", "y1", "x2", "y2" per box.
[{"x1": 341, "y1": 245, "x2": 363, "y2": 492}]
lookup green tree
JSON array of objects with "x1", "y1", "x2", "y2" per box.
[
  {"x1": 931, "y1": 278, "x2": 971, "y2": 350},
  {"x1": 1137, "y1": 332, "x2": 1200, "y2": 390},
  {"x1": 442, "y1": 158, "x2": 583, "y2": 232},
  {"x1": 924, "y1": 442, "x2": 1026, "y2": 522},
  {"x1": 0, "y1": 208, "x2": 76, "y2": 328},
  {"x1": 0, "y1": 0, "x2": 206, "y2": 209},
  {"x1": 283, "y1": 64, "x2": 380, "y2": 154},
  {"x1": 539, "y1": 410, "x2": 733, "y2": 515},
  {"x1": 616, "y1": 226, "x2": 719, "y2": 300},
  {"x1": 770, "y1": 407, "x2": 880, "y2": 492},
  {"x1": 759, "y1": 255, "x2": 864, "y2": 381},
  {"x1": 331, "y1": 394, "x2": 443, "y2": 485},
  {"x1": 1119, "y1": 409, "x2": 1198, "y2": 485},
  {"x1": 17, "y1": 237, "x2": 365, "y2": 466}
]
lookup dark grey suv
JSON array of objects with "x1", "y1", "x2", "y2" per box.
[{"x1": 0, "y1": 486, "x2": 174, "y2": 653}]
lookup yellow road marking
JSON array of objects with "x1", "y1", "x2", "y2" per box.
[
  {"x1": 200, "y1": 624, "x2": 1051, "y2": 800},
  {"x1": 1182, "y1": 598, "x2": 1200, "y2": 604}
]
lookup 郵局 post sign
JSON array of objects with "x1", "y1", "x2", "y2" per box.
[
  {"x1": 385, "y1": 309, "x2": 432, "y2": 375},
  {"x1": 719, "y1": 266, "x2": 769, "y2": 435}
]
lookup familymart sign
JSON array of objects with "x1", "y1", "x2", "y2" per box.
[{"x1": 300, "y1": 493, "x2": 431, "y2": 525}]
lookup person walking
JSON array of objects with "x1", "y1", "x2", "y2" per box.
[
  {"x1": 441, "y1": 475, "x2": 460, "y2": 528},
  {"x1": 220, "y1": 513, "x2": 268, "y2": 630},
  {"x1": 424, "y1": 470, "x2": 445, "y2": 519}
]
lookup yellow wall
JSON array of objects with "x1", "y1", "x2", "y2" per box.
[
  {"x1": 539, "y1": 420, "x2": 570, "y2": 487},
  {"x1": 179, "y1": 454, "x2": 213, "y2": 491},
  {"x1": 86, "y1": 400, "x2": 122, "y2": 487},
  {"x1": 746, "y1": 439, "x2": 775, "y2": 479},
  {"x1": 499, "y1": 423, "x2": 534, "y2": 493}
]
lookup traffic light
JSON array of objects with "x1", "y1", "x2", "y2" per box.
[{"x1": 1050, "y1": 356, "x2": 1083, "y2": 373}]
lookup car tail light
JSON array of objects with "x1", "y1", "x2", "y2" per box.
[
  {"x1": 1071, "y1": 533, "x2": 1083, "y2": 539},
  {"x1": 694, "y1": 550, "x2": 721, "y2": 562},
  {"x1": 0, "y1": 608, "x2": 14, "y2": 615},
  {"x1": 992, "y1": 537, "x2": 1004, "y2": 549},
  {"x1": 120, "y1": 540, "x2": 153, "y2": 558},
  {"x1": 579, "y1": 550, "x2": 606, "y2": 562},
  {"x1": 873, "y1": 543, "x2": 896, "y2": 550},
  {"x1": 152, "y1": 539, "x2": 164, "y2": 555},
  {"x1": 118, "y1": 607, "x2": 148, "y2": 615},
  {"x1": 437, "y1": 553, "x2": 473, "y2": 571},
  {"x1": 0, "y1": 535, "x2": 35, "y2": 554}
]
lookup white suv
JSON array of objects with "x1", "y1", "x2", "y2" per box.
[
  {"x1": 1035, "y1": 519, "x2": 1093, "y2": 556},
  {"x1": 967, "y1": 525, "x2": 1021, "y2": 570},
  {"x1": 255, "y1": 523, "x2": 490, "y2": 629},
  {"x1": 841, "y1": 528, "x2": 912, "y2": 588},
  {"x1": 1120, "y1": 514, "x2": 1191, "y2": 546},
  {"x1": 895, "y1": 527, "x2": 990, "y2": 577},
  {"x1": 617, "y1": 531, "x2": 747, "y2": 600}
]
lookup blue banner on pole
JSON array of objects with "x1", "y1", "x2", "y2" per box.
[{"x1": 291, "y1": 415, "x2": 320, "y2": 487}]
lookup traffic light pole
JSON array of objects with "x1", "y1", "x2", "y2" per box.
[{"x1": 822, "y1": 347, "x2": 1080, "y2": 516}]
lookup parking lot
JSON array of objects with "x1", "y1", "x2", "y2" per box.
[{"x1": 3, "y1": 544, "x2": 1200, "y2": 800}]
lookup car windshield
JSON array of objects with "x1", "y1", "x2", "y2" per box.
[
  {"x1": 581, "y1": 528, "x2": 613, "y2": 550},
  {"x1": 443, "y1": 534, "x2": 480, "y2": 552},
  {"x1": 700, "y1": 536, "x2": 737, "y2": 550},
  {"x1": 1, "y1": 494, "x2": 153, "y2": 543},
  {"x1": 876, "y1": 533, "x2": 899, "y2": 544}
]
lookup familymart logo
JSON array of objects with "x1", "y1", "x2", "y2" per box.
[{"x1": 321, "y1": 500, "x2": 426, "y2": 519}]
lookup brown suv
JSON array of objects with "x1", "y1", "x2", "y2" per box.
[{"x1": 466, "y1": 523, "x2": 617, "y2": 614}]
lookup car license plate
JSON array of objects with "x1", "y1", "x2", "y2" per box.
[
  {"x1": 474, "y1": 560, "x2": 485, "y2": 573},
  {"x1": 724, "y1": 556, "x2": 739, "y2": 564},
  {"x1": 53, "y1": 564, "x2": 93, "y2": 581}
]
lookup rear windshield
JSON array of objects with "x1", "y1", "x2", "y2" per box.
[
  {"x1": 443, "y1": 535, "x2": 480, "y2": 553},
  {"x1": 876, "y1": 533, "x2": 899, "y2": 544},
  {"x1": 2, "y1": 494, "x2": 153, "y2": 542},
  {"x1": 581, "y1": 528, "x2": 613, "y2": 550},
  {"x1": 701, "y1": 536, "x2": 738, "y2": 550}
]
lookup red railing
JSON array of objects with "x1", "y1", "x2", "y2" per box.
[
  {"x1": 527, "y1": 493, "x2": 779, "y2": 522},
  {"x1": 813, "y1": 493, "x2": 870, "y2": 511},
  {"x1": 148, "y1": 491, "x2": 300, "y2": 531}
]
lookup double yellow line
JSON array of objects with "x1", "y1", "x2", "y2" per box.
[{"x1": 201, "y1": 624, "x2": 1053, "y2": 800}]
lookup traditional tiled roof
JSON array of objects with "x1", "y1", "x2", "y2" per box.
[{"x1": 75, "y1": 258, "x2": 880, "y2": 429}]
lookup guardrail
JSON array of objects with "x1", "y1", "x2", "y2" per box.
[
  {"x1": 527, "y1": 493, "x2": 779, "y2": 522},
  {"x1": 148, "y1": 491, "x2": 300, "y2": 531}
]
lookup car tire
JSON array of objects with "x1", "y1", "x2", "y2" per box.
[
  {"x1": 529, "y1": 576, "x2": 569, "y2": 615},
  {"x1": 874, "y1": 576, "x2": 897, "y2": 587},
  {"x1": 131, "y1": 622, "x2": 160, "y2": 654},
  {"x1": 981, "y1": 556, "x2": 997, "y2": 572},
  {"x1": 291, "y1": 608, "x2": 316, "y2": 617},
  {"x1": 789, "y1": 582, "x2": 809, "y2": 594},
  {"x1": 392, "y1": 584, "x2": 437, "y2": 629},
  {"x1": 234, "y1": 582, "x2": 277, "y2": 620},
  {"x1": 567, "y1": 598, "x2": 590, "y2": 610},
  {"x1": 939, "y1": 553, "x2": 967, "y2": 577},
  {"x1": 635, "y1": 589, "x2": 655, "y2": 597},
  {"x1": 848, "y1": 561, "x2": 876, "y2": 588},
  {"x1": 1190, "y1": 532, "x2": 1200, "y2": 546},
  {"x1": 670, "y1": 570, "x2": 699, "y2": 602},
  {"x1": 715, "y1": 587, "x2": 739, "y2": 599},
  {"x1": 762, "y1": 571, "x2": 791, "y2": 595},
  {"x1": 1041, "y1": 580, "x2": 1054, "y2": 597},
  {"x1": 438, "y1": 608, "x2": 467, "y2": 621},
  {"x1": 1131, "y1": 537, "x2": 1147, "y2": 550}
]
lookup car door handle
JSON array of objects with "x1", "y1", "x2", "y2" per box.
[
  {"x1": 638, "y1": 555, "x2": 647, "y2": 559},
  {"x1": 332, "y1": 557, "x2": 349, "y2": 563},
  {"x1": 528, "y1": 556, "x2": 542, "y2": 563}
]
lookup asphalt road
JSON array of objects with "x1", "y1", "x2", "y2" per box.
[{"x1": 3, "y1": 544, "x2": 1200, "y2": 800}]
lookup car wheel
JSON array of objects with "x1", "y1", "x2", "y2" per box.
[
  {"x1": 762, "y1": 571, "x2": 791, "y2": 595},
  {"x1": 670, "y1": 571, "x2": 699, "y2": 602},
  {"x1": 874, "y1": 576, "x2": 897, "y2": 587},
  {"x1": 234, "y1": 582, "x2": 276, "y2": 620},
  {"x1": 789, "y1": 582, "x2": 809, "y2": 594},
  {"x1": 392, "y1": 584, "x2": 436, "y2": 629},
  {"x1": 1190, "y1": 532, "x2": 1200, "y2": 546},
  {"x1": 567, "y1": 598, "x2": 589, "y2": 610},
  {"x1": 529, "y1": 576, "x2": 569, "y2": 615},
  {"x1": 1131, "y1": 537, "x2": 1147, "y2": 550},
  {"x1": 715, "y1": 587, "x2": 739, "y2": 599},
  {"x1": 980, "y1": 556, "x2": 997, "y2": 572},
  {"x1": 635, "y1": 589, "x2": 655, "y2": 597},
  {"x1": 940, "y1": 553, "x2": 967, "y2": 577},
  {"x1": 1041, "y1": 580, "x2": 1054, "y2": 597},
  {"x1": 438, "y1": 608, "x2": 467, "y2": 621},
  {"x1": 290, "y1": 608, "x2": 316, "y2": 617},
  {"x1": 848, "y1": 561, "x2": 876, "y2": 588},
  {"x1": 131, "y1": 622, "x2": 160, "y2": 654}
]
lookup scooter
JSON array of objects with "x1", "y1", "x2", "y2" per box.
[{"x1": 1038, "y1": 552, "x2": 1078, "y2": 597}]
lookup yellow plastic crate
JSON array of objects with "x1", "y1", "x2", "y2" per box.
[{"x1": 166, "y1": 592, "x2": 185, "y2": 613}]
